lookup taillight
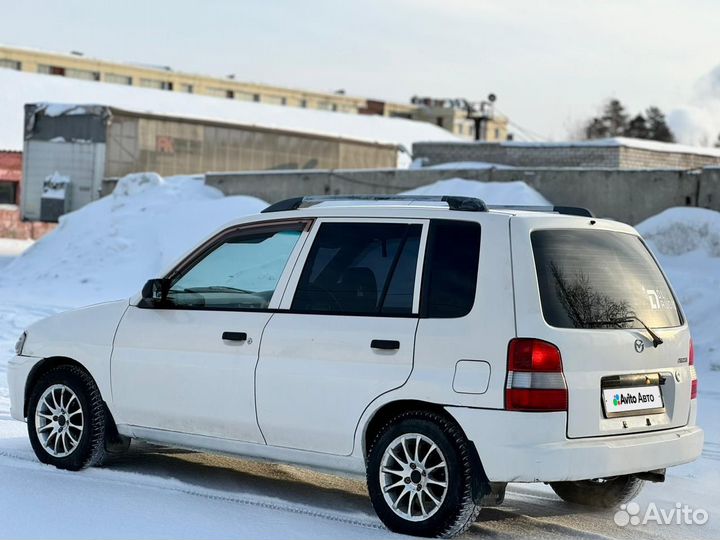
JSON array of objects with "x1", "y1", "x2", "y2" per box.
[
  {"x1": 689, "y1": 338, "x2": 698, "y2": 400},
  {"x1": 505, "y1": 338, "x2": 567, "y2": 411}
]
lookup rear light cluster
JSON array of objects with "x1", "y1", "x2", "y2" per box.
[
  {"x1": 505, "y1": 338, "x2": 567, "y2": 412},
  {"x1": 689, "y1": 338, "x2": 698, "y2": 400}
]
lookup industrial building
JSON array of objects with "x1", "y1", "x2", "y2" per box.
[
  {"x1": 20, "y1": 95, "x2": 457, "y2": 221},
  {"x1": 0, "y1": 45, "x2": 510, "y2": 141}
]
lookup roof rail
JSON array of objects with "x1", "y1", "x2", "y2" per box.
[
  {"x1": 486, "y1": 205, "x2": 595, "y2": 218},
  {"x1": 261, "y1": 195, "x2": 488, "y2": 213}
]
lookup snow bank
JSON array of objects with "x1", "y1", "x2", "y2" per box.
[
  {"x1": 638, "y1": 207, "x2": 720, "y2": 381},
  {"x1": 402, "y1": 178, "x2": 550, "y2": 205},
  {"x1": 0, "y1": 173, "x2": 267, "y2": 307},
  {"x1": 637, "y1": 207, "x2": 720, "y2": 257}
]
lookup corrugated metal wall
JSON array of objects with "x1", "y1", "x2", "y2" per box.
[
  {"x1": 21, "y1": 141, "x2": 105, "y2": 220},
  {"x1": 104, "y1": 113, "x2": 398, "y2": 179}
]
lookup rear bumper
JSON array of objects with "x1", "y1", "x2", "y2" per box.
[{"x1": 446, "y1": 406, "x2": 704, "y2": 483}]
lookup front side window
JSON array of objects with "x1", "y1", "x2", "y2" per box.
[
  {"x1": 168, "y1": 226, "x2": 302, "y2": 310},
  {"x1": 532, "y1": 229, "x2": 681, "y2": 329},
  {"x1": 292, "y1": 222, "x2": 422, "y2": 316}
]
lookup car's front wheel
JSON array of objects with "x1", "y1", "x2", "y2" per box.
[
  {"x1": 27, "y1": 365, "x2": 109, "y2": 471},
  {"x1": 550, "y1": 476, "x2": 645, "y2": 508},
  {"x1": 366, "y1": 410, "x2": 481, "y2": 537}
]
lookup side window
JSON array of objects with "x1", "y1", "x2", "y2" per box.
[
  {"x1": 421, "y1": 220, "x2": 480, "y2": 318},
  {"x1": 168, "y1": 226, "x2": 303, "y2": 310},
  {"x1": 292, "y1": 223, "x2": 422, "y2": 316}
]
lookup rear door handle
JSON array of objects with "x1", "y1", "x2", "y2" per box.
[
  {"x1": 371, "y1": 339, "x2": 400, "y2": 350},
  {"x1": 222, "y1": 331, "x2": 248, "y2": 342}
]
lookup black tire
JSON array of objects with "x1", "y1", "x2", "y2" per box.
[
  {"x1": 366, "y1": 410, "x2": 481, "y2": 538},
  {"x1": 550, "y1": 476, "x2": 645, "y2": 509},
  {"x1": 27, "y1": 364, "x2": 108, "y2": 471}
]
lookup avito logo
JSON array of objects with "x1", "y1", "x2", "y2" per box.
[{"x1": 612, "y1": 392, "x2": 656, "y2": 407}]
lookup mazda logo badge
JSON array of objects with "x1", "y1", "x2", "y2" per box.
[{"x1": 634, "y1": 339, "x2": 645, "y2": 353}]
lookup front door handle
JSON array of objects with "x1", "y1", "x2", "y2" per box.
[
  {"x1": 222, "y1": 331, "x2": 248, "y2": 342},
  {"x1": 371, "y1": 339, "x2": 400, "y2": 350}
]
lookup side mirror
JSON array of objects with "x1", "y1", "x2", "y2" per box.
[{"x1": 141, "y1": 278, "x2": 169, "y2": 305}]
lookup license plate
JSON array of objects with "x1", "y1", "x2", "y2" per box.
[{"x1": 602, "y1": 385, "x2": 664, "y2": 417}]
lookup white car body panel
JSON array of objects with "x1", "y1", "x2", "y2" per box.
[{"x1": 111, "y1": 307, "x2": 270, "y2": 442}]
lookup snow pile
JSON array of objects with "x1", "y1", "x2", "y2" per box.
[
  {"x1": 638, "y1": 207, "x2": 720, "y2": 379},
  {"x1": 409, "y1": 160, "x2": 515, "y2": 170},
  {"x1": 402, "y1": 178, "x2": 550, "y2": 205},
  {"x1": 637, "y1": 207, "x2": 720, "y2": 257},
  {"x1": 0, "y1": 173, "x2": 267, "y2": 307},
  {"x1": 41, "y1": 171, "x2": 70, "y2": 200}
]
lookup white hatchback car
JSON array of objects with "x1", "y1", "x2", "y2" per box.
[{"x1": 9, "y1": 195, "x2": 703, "y2": 537}]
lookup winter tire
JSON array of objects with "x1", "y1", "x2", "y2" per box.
[
  {"x1": 27, "y1": 365, "x2": 108, "y2": 471},
  {"x1": 550, "y1": 475, "x2": 645, "y2": 508},
  {"x1": 366, "y1": 410, "x2": 481, "y2": 537}
]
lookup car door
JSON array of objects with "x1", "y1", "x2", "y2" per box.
[
  {"x1": 111, "y1": 220, "x2": 310, "y2": 443},
  {"x1": 255, "y1": 218, "x2": 427, "y2": 455}
]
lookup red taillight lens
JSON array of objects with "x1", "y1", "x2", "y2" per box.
[
  {"x1": 508, "y1": 338, "x2": 563, "y2": 372},
  {"x1": 689, "y1": 339, "x2": 695, "y2": 366},
  {"x1": 505, "y1": 388, "x2": 568, "y2": 411},
  {"x1": 689, "y1": 338, "x2": 698, "y2": 399},
  {"x1": 506, "y1": 338, "x2": 567, "y2": 412}
]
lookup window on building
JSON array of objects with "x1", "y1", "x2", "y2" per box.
[
  {"x1": 140, "y1": 79, "x2": 173, "y2": 90},
  {"x1": 178, "y1": 83, "x2": 193, "y2": 93},
  {"x1": 494, "y1": 128, "x2": 500, "y2": 140},
  {"x1": 263, "y1": 95, "x2": 285, "y2": 106},
  {"x1": 207, "y1": 87, "x2": 235, "y2": 99},
  {"x1": 300, "y1": 99, "x2": 308, "y2": 108},
  {"x1": 0, "y1": 181, "x2": 17, "y2": 205},
  {"x1": 231, "y1": 91, "x2": 254, "y2": 101},
  {"x1": 105, "y1": 73, "x2": 132, "y2": 85},
  {"x1": 64, "y1": 68, "x2": 100, "y2": 81},
  {"x1": 292, "y1": 222, "x2": 422, "y2": 316},
  {"x1": 38, "y1": 64, "x2": 66, "y2": 76},
  {"x1": 317, "y1": 101, "x2": 334, "y2": 111},
  {"x1": 0, "y1": 59, "x2": 21, "y2": 70}
]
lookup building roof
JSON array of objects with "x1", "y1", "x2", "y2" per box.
[
  {"x1": 423, "y1": 136, "x2": 720, "y2": 158},
  {"x1": 0, "y1": 69, "x2": 459, "y2": 159}
]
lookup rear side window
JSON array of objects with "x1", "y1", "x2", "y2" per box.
[
  {"x1": 292, "y1": 222, "x2": 422, "y2": 316},
  {"x1": 531, "y1": 229, "x2": 681, "y2": 329},
  {"x1": 421, "y1": 220, "x2": 481, "y2": 318}
]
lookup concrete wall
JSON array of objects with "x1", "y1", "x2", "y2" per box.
[
  {"x1": 413, "y1": 141, "x2": 720, "y2": 170},
  {"x1": 206, "y1": 166, "x2": 720, "y2": 225}
]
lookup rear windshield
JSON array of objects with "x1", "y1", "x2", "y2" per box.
[{"x1": 531, "y1": 229, "x2": 681, "y2": 330}]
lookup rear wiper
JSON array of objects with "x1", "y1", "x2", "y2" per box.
[
  {"x1": 613, "y1": 315, "x2": 664, "y2": 348},
  {"x1": 585, "y1": 315, "x2": 663, "y2": 347}
]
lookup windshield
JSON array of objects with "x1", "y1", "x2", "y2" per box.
[{"x1": 531, "y1": 229, "x2": 681, "y2": 330}]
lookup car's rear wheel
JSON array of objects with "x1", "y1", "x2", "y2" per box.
[
  {"x1": 366, "y1": 410, "x2": 481, "y2": 537},
  {"x1": 550, "y1": 476, "x2": 645, "y2": 508},
  {"x1": 27, "y1": 365, "x2": 108, "y2": 471}
]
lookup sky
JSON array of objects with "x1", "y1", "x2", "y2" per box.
[{"x1": 2, "y1": 0, "x2": 720, "y2": 142}]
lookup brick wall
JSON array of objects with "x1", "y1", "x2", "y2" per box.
[
  {"x1": 0, "y1": 206, "x2": 56, "y2": 239},
  {"x1": 413, "y1": 142, "x2": 720, "y2": 169}
]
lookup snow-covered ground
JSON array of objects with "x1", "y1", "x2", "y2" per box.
[{"x1": 0, "y1": 176, "x2": 718, "y2": 538}]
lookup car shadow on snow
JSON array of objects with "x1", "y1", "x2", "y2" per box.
[
  {"x1": 104, "y1": 441, "x2": 377, "y2": 517},
  {"x1": 103, "y1": 442, "x2": 625, "y2": 539}
]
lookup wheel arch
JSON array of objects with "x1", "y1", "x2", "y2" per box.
[
  {"x1": 24, "y1": 356, "x2": 87, "y2": 417},
  {"x1": 361, "y1": 399, "x2": 491, "y2": 503}
]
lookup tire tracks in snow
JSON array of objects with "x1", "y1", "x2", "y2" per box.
[{"x1": 0, "y1": 447, "x2": 387, "y2": 533}]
